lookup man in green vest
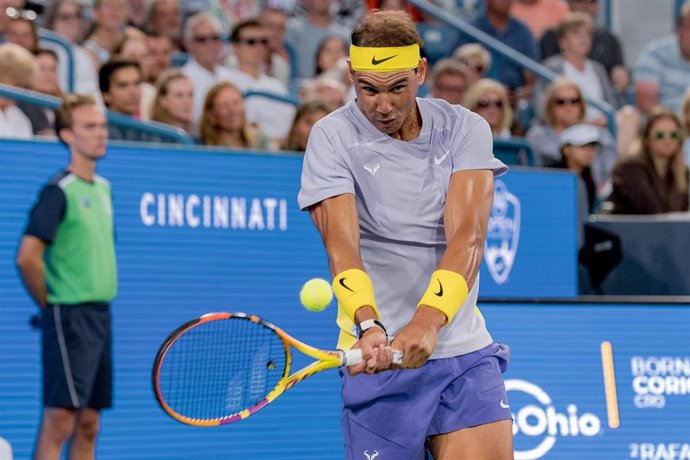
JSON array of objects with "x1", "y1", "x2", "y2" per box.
[{"x1": 16, "y1": 93, "x2": 116, "y2": 460}]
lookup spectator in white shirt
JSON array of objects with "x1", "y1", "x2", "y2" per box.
[
  {"x1": 43, "y1": 0, "x2": 102, "y2": 102},
  {"x1": 145, "y1": 0, "x2": 184, "y2": 51},
  {"x1": 0, "y1": 43, "x2": 35, "y2": 139},
  {"x1": 227, "y1": 18, "x2": 295, "y2": 141},
  {"x1": 180, "y1": 13, "x2": 234, "y2": 133},
  {"x1": 259, "y1": 6, "x2": 292, "y2": 87}
]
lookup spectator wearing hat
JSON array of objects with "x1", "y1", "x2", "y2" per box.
[
  {"x1": 526, "y1": 78, "x2": 617, "y2": 194},
  {"x1": 558, "y1": 123, "x2": 600, "y2": 215}
]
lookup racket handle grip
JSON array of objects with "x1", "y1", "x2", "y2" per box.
[
  {"x1": 392, "y1": 350, "x2": 403, "y2": 366},
  {"x1": 341, "y1": 348, "x2": 363, "y2": 366}
]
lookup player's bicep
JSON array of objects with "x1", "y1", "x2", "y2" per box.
[
  {"x1": 444, "y1": 170, "x2": 494, "y2": 243},
  {"x1": 438, "y1": 170, "x2": 494, "y2": 288},
  {"x1": 308, "y1": 194, "x2": 364, "y2": 274}
]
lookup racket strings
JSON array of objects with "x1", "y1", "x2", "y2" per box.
[{"x1": 158, "y1": 317, "x2": 286, "y2": 421}]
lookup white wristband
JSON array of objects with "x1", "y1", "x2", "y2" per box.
[{"x1": 357, "y1": 319, "x2": 387, "y2": 339}]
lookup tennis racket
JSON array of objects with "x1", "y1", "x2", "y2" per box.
[{"x1": 152, "y1": 311, "x2": 365, "y2": 426}]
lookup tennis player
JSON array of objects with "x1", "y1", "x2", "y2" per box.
[{"x1": 298, "y1": 10, "x2": 513, "y2": 460}]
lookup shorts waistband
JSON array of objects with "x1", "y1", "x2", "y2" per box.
[{"x1": 46, "y1": 302, "x2": 109, "y2": 310}]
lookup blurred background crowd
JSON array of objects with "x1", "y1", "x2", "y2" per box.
[{"x1": 0, "y1": 0, "x2": 689, "y2": 219}]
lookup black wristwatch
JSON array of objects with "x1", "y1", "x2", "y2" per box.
[{"x1": 357, "y1": 319, "x2": 387, "y2": 339}]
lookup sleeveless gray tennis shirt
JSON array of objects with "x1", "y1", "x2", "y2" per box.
[{"x1": 298, "y1": 98, "x2": 507, "y2": 359}]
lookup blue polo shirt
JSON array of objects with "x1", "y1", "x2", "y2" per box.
[
  {"x1": 470, "y1": 16, "x2": 539, "y2": 90},
  {"x1": 633, "y1": 34, "x2": 690, "y2": 113}
]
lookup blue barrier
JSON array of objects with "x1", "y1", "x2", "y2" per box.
[
  {"x1": 493, "y1": 137, "x2": 536, "y2": 166},
  {"x1": 244, "y1": 89, "x2": 299, "y2": 107},
  {"x1": 0, "y1": 139, "x2": 579, "y2": 458},
  {"x1": 0, "y1": 85, "x2": 195, "y2": 144}
]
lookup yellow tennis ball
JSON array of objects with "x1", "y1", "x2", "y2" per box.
[{"x1": 300, "y1": 278, "x2": 333, "y2": 312}]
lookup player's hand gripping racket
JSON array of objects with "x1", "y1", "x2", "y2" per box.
[{"x1": 152, "y1": 312, "x2": 366, "y2": 426}]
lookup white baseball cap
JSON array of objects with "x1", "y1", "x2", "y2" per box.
[{"x1": 559, "y1": 124, "x2": 600, "y2": 148}]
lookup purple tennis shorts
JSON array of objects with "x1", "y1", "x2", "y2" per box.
[{"x1": 340, "y1": 342, "x2": 511, "y2": 460}]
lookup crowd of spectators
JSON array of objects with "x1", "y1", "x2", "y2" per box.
[{"x1": 0, "y1": 0, "x2": 688, "y2": 216}]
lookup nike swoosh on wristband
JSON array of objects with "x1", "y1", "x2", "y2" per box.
[
  {"x1": 434, "y1": 279, "x2": 443, "y2": 297},
  {"x1": 500, "y1": 400, "x2": 510, "y2": 409},
  {"x1": 339, "y1": 278, "x2": 354, "y2": 292},
  {"x1": 371, "y1": 54, "x2": 398, "y2": 65}
]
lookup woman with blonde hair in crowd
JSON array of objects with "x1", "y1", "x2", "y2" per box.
[
  {"x1": 453, "y1": 43, "x2": 491, "y2": 87},
  {"x1": 150, "y1": 70, "x2": 194, "y2": 133},
  {"x1": 608, "y1": 110, "x2": 689, "y2": 214},
  {"x1": 0, "y1": 43, "x2": 36, "y2": 139},
  {"x1": 199, "y1": 81, "x2": 271, "y2": 149},
  {"x1": 526, "y1": 77, "x2": 617, "y2": 196},
  {"x1": 281, "y1": 100, "x2": 332, "y2": 152},
  {"x1": 463, "y1": 79, "x2": 512, "y2": 138}
]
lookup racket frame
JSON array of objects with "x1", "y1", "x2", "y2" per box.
[{"x1": 152, "y1": 311, "x2": 358, "y2": 426}]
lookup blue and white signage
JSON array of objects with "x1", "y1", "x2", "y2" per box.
[{"x1": 0, "y1": 140, "x2": 582, "y2": 459}]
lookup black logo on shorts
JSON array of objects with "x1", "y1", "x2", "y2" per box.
[
  {"x1": 371, "y1": 55, "x2": 398, "y2": 66},
  {"x1": 339, "y1": 278, "x2": 354, "y2": 292},
  {"x1": 434, "y1": 279, "x2": 443, "y2": 297}
]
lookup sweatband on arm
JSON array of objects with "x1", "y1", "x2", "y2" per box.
[
  {"x1": 418, "y1": 270, "x2": 469, "y2": 325},
  {"x1": 332, "y1": 268, "x2": 379, "y2": 322}
]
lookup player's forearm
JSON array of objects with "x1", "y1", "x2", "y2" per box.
[
  {"x1": 16, "y1": 260, "x2": 47, "y2": 308},
  {"x1": 325, "y1": 236, "x2": 365, "y2": 275},
  {"x1": 438, "y1": 171, "x2": 494, "y2": 290},
  {"x1": 437, "y1": 226, "x2": 486, "y2": 291}
]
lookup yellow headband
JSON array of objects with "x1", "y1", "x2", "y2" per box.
[{"x1": 349, "y1": 44, "x2": 421, "y2": 72}]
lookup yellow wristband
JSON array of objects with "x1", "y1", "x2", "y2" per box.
[
  {"x1": 332, "y1": 269, "x2": 379, "y2": 322},
  {"x1": 418, "y1": 270, "x2": 469, "y2": 325}
]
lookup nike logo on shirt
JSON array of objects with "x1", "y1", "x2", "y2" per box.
[{"x1": 434, "y1": 151, "x2": 449, "y2": 165}]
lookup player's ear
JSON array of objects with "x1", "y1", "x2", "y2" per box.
[
  {"x1": 416, "y1": 58, "x2": 428, "y2": 86},
  {"x1": 347, "y1": 60, "x2": 355, "y2": 86},
  {"x1": 59, "y1": 128, "x2": 74, "y2": 146}
]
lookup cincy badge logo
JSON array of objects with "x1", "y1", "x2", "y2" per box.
[{"x1": 484, "y1": 180, "x2": 520, "y2": 285}]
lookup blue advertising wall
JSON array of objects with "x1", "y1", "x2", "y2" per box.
[
  {"x1": 483, "y1": 302, "x2": 690, "y2": 460},
  {"x1": 0, "y1": 139, "x2": 581, "y2": 459}
]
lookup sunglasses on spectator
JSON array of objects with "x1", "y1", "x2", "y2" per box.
[
  {"x1": 553, "y1": 97, "x2": 582, "y2": 106},
  {"x1": 5, "y1": 7, "x2": 37, "y2": 21},
  {"x1": 650, "y1": 130, "x2": 682, "y2": 140},
  {"x1": 477, "y1": 99, "x2": 503, "y2": 109},
  {"x1": 460, "y1": 59, "x2": 484, "y2": 73},
  {"x1": 193, "y1": 34, "x2": 222, "y2": 43},
  {"x1": 237, "y1": 38, "x2": 269, "y2": 46},
  {"x1": 55, "y1": 12, "x2": 82, "y2": 21}
]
